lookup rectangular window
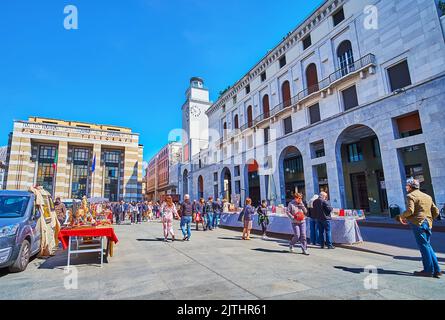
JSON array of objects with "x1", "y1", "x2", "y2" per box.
[
  {"x1": 233, "y1": 95, "x2": 237, "y2": 104},
  {"x1": 315, "y1": 149, "x2": 325, "y2": 158},
  {"x1": 246, "y1": 84, "x2": 251, "y2": 95},
  {"x1": 342, "y1": 85, "x2": 359, "y2": 111},
  {"x1": 214, "y1": 172, "x2": 218, "y2": 182},
  {"x1": 303, "y1": 35, "x2": 312, "y2": 50},
  {"x1": 213, "y1": 185, "x2": 218, "y2": 199},
  {"x1": 279, "y1": 55, "x2": 287, "y2": 68},
  {"x1": 309, "y1": 103, "x2": 321, "y2": 124},
  {"x1": 347, "y1": 143, "x2": 363, "y2": 163},
  {"x1": 261, "y1": 72, "x2": 267, "y2": 82},
  {"x1": 283, "y1": 117, "x2": 293, "y2": 135},
  {"x1": 234, "y1": 166, "x2": 240, "y2": 177},
  {"x1": 388, "y1": 60, "x2": 412, "y2": 92},
  {"x1": 233, "y1": 181, "x2": 240, "y2": 195},
  {"x1": 333, "y1": 7, "x2": 345, "y2": 26},
  {"x1": 372, "y1": 138, "x2": 381, "y2": 158},
  {"x1": 396, "y1": 112, "x2": 423, "y2": 138},
  {"x1": 264, "y1": 127, "x2": 270, "y2": 144}
]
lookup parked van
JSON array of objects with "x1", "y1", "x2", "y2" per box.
[{"x1": 0, "y1": 189, "x2": 58, "y2": 273}]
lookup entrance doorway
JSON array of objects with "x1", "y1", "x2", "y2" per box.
[
  {"x1": 221, "y1": 168, "x2": 232, "y2": 203},
  {"x1": 350, "y1": 173, "x2": 370, "y2": 211},
  {"x1": 280, "y1": 146, "x2": 305, "y2": 205},
  {"x1": 336, "y1": 125, "x2": 388, "y2": 214},
  {"x1": 246, "y1": 160, "x2": 261, "y2": 206}
]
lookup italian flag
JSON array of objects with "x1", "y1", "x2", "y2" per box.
[{"x1": 53, "y1": 149, "x2": 58, "y2": 171}]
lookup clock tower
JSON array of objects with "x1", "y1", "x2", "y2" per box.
[{"x1": 182, "y1": 77, "x2": 212, "y2": 163}]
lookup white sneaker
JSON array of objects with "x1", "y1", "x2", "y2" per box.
[
  {"x1": 289, "y1": 245, "x2": 294, "y2": 253},
  {"x1": 302, "y1": 250, "x2": 310, "y2": 256}
]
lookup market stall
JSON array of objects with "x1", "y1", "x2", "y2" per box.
[
  {"x1": 58, "y1": 196, "x2": 119, "y2": 268},
  {"x1": 58, "y1": 226, "x2": 119, "y2": 268},
  {"x1": 219, "y1": 208, "x2": 364, "y2": 245}
]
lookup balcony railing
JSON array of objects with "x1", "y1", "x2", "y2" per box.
[{"x1": 224, "y1": 53, "x2": 376, "y2": 137}]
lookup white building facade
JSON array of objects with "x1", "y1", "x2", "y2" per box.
[{"x1": 179, "y1": 0, "x2": 445, "y2": 213}]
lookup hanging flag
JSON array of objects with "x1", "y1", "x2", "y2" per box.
[
  {"x1": 91, "y1": 154, "x2": 96, "y2": 173},
  {"x1": 52, "y1": 149, "x2": 58, "y2": 171}
]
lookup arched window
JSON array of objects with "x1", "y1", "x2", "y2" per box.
[
  {"x1": 282, "y1": 81, "x2": 291, "y2": 107},
  {"x1": 306, "y1": 64, "x2": 319, "y2": 95},
  {"x1": 337, "y1": 40, "x2": 354, "y2": 76},
  {"x1": 234, "y1": 115, "x2": 239, "y2": 130},
  {"x1": 247, "y1": 105, "x2": 253, "y2": 128},
  {"x1": 263, "y1": 95, "x2": 270, "y2": 118}
]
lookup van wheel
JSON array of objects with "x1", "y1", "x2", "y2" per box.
[{"x1": 9, "y1": 240, "x2": 31, "y2": 273}]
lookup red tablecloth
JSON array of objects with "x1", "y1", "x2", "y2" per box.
[{"x1": 58, "y1": 226, "x2": 119, "y2": 250}]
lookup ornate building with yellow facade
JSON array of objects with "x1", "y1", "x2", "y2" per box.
[{"x1": 4, "y1": 117, "x2": 144, "y2": 202}]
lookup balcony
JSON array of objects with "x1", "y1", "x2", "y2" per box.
[{"x1": 229, "y1": 54, "x2": 376, "y2": 136}]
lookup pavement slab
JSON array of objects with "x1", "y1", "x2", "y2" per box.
[{"x1": 1, "y1": 221, "x2": 445, "y2": 300}]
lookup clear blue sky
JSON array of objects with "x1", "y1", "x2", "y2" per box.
[{"x1": 0, "y1": 0, "x2": 323, "y2": 161}]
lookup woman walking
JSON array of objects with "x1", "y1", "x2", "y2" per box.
[
  {"x1": 161, "y1": 196, "x2": 179, "y2": 242},
  {"x1": 287, "y1": 193, "x2": 309, "y2": 256},
  {"x1": 257, "y1": 200, "x2": 270, "y2": 240},
  {"x1": 194, "y1": 198, "x2": 206, "y2": 231},
  {"x1": 241, "y1": 198, "x2": 255, "y2": 240}
]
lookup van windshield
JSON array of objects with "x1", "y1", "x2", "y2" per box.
[{"x1": 0, "y1": 196, "x2": 30, "y2": 218}]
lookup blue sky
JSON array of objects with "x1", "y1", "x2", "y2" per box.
[{"x1": 0, "y1": 0, "x2": 323, "y2": 161}]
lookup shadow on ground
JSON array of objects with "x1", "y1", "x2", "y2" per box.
[{"x1": 334, "y1": 266, "x2": 414, "y2": 277}]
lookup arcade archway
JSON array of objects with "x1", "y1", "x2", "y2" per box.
[{"x1": 279, "y1": 146, "x2": 305, "y2": 205}]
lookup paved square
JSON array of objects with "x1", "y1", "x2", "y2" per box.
[{"x1": 1, "y1": 221, "x2": 444, "y2": 300}]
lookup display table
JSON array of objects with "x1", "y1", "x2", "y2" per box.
[
  {"x1": 58, "y1": 226, "x2": 119, "y2": 268},
  {"x1": 220, "y1": 213, "x2": 363, "y2": 245}
]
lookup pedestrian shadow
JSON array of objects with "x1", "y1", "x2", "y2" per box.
[
  {"x1": 137, "y1": 238, "x2": 166, "y2": 242},
  {"x1": 393, "y1": 256, "x2": 445, "y2": 264},
  {"x1": 334, "y1": 266, "x2": 414, "y2": 277},
  {"x1": 217, "y1": 237, "x2": 244, "y2": 241},
  {"x1": 252, "y1": 248, "x2": 290, "y2": 254}
]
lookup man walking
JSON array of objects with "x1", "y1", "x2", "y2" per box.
[
  {"x1": 396, "y1": 178, "x2": 442, "y2": 278},
  {"x1": 312, "y1": 192, "x2": 335, "y2": 249},
  {"x1": 212, "y1": 198, "x2": 222, "y2": 229},
  {"x1": 204, "y1": 197, "x2": 215, "y2": 231},
  {"x1": 180, "y1": 194, "x2": 193, "y2": 241}
]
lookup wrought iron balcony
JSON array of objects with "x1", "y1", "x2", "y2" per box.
[{"x1": 236, "y1": 53, "x2": 376, "y2": 134}]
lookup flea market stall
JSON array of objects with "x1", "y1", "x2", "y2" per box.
[
  {"x1": 58, "y1": 196, "x2": 119, "y2": 267},
  {"x1": 220, "y1": 208, "x2": 364, "y2": 245}
]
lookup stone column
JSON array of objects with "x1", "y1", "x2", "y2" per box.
[
  {"x1": 380, "y1": 145, "x2": 406, "y2": 210},
  {"x1": 91, "y1": 144, "x2": 103, "y2": 198},
  {"x1": 6, "y1": 135, "x2": 33, "y2": 191},
  {"x1": 123, "y1": 146, "x2": 139, "y2": 202},
  {"x1": 54, "y1": 141, "x2": 69, "y2": 198},
  {"x1": 324, "y1": 136, "x2": 344, "y2": 210}
]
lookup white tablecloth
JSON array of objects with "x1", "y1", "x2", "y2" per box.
[{"x1": 219, "y1": 213, "x2": 363, "y2": 245}]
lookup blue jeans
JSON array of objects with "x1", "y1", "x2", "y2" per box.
[
  {"x1": 213, "y1": 212, "x2": 221, "y2": 228},
  {"x1": 411, "y1": 220, "x2": 441, "y2": 274},
  {"x1": 310, "y1": 218, "x2": 319, "y2": 245},
  {"x1": 180, "y1": 216, "x2": 193, "y2": 239},
  {"x1": 317, "y1": 220, "x2": 333, "y2": 248},
  {"x1": 206, "y1": 213, "x2": 214, "y2": 230}
]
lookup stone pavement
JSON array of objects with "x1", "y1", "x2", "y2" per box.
[{"x1": 1, "y1": 221, "x2": 445, "y2": 300}]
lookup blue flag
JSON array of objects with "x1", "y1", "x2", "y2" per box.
[{"x1": 91, "y1": 154, "x2": 96, "y2": 173}]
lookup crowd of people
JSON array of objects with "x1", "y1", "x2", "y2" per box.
[{"x1": 52, "y1": 177, "x2": 443, "y2": 279}]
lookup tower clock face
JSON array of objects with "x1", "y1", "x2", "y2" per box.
[{"x1": 190, "y1": 105, "x2": 201, "y2": 118}]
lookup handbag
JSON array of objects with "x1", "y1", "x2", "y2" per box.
[
  {"x1": 195, "y1": 213, "x2": 202, "y2": 223},
  {"x1": 293, "y1": 211, "x2": 305, "y2": 222}
]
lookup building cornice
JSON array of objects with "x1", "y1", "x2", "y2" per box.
[{"x1": 206, "y1": 0, "x2": 344, "y2": 116}]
